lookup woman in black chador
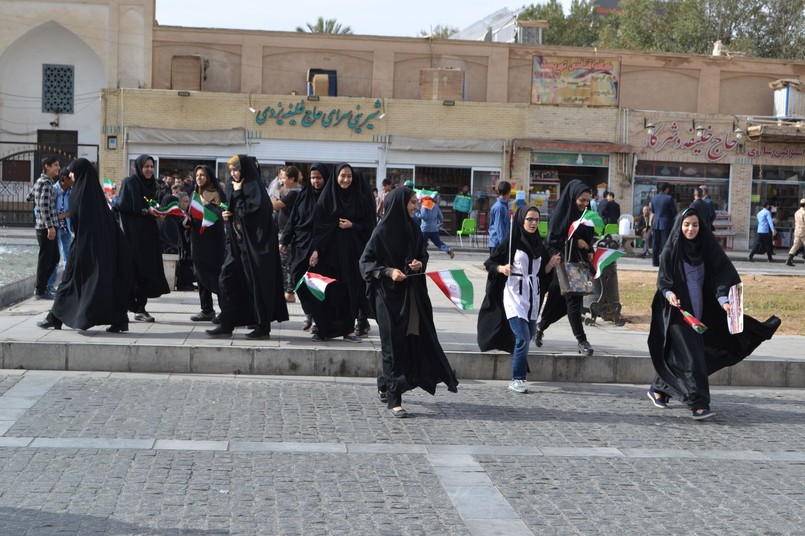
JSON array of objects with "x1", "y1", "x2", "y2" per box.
[
  {"x1": 206, "y1": 155, "x2": 288, "y2": 339},
  {"x1": 647, "y1": 208, "x2": 781, "y2": 420},
  {"x1": 536, "y1": 179, "x2": 596, "y2": 355},
  {"x1": 37, "y1": 158, "x2": 132, "y2": 332},
  {"x1": 280, "y1": 161, "x2": 330, "y2": 332},
  {"x1": 308, "y1": 163, "x2": 375, "y2": 342},
  {"x1": 360, "y1": 187, "x2": 458, "y2": 418},
  {"x1": 188, "y1": 164, "x2": 226, "y2": 322},
  {"x1": 116, "y1": 154, "x2": 170, "y2": 322}
]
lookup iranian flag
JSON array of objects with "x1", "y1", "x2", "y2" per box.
[
  {"x1": 568, "y1": 209, "x2": 604, "y2": 239},
  {"x1": 678, "y1": 307, "x2": 708, "y2": 334},
  {"x1": 146, "y1": 198, "x2": 186, "y2": 217},
  {"x1": 426, "y1": 269, "x2": 474, "y2": 311},
  {"x1": 102, "y1": 178, "x2": 115, "y2": 193},
  {"x1": 294, "y1": 272, "x2": 336, "y2": 301},
  {"x1": 189, "y1": 192, "x2": 220, "y2": 234},
  {"x1": 414, "y1": 188, "x2": 438, "y2": 200},
  {"x1": 591, "y1": 247, "x2": 624, "y2": 279}
]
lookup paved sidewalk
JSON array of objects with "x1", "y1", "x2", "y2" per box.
[
  {"x1": 0, "y1": 370, "x2": 804, "y2": 535},
  {"x1": 0, "y1": 249, "x2": 803, "y2": 387}
]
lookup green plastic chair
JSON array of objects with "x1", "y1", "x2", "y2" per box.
[
  {"x1": 538, "y1": 221, "x2": 548, "y2": 238},
  {"x1": 455, "y1": 218, "x2": 477, "y2": 247}
]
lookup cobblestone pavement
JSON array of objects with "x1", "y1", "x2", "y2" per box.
[{"x1": 1, "y1": 370, "x2": 804, "y2": 535}]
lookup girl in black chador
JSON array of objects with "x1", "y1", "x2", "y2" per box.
[
  {"x1": 37, "y1": 158, "x2": 132, "y2": 332},
  {"x1": 360, "y1": 187, "x2": 458, "y2": 418},
  {"x1": 536, "y1": 179, "x2": 596, "y2": 355},
  {"x1": 648, "y1": 208, "x2": 781, "y2": 420},
  {"x1": 116, "y1": 154, "x2": 170, "y2": 322},
  {"x1": 206, "y1": 155, "x2": 288, "y2": 339}
]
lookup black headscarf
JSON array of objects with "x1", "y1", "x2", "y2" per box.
[
  {"x1": 360, "y1": 187, "x2": 421, "y2": 280},
  {"x1": 193, "y1": 164, "x2": 225, "y2": 202},
  {"x1": 546, "y1": 179, "x2": 592, "y2": 254},
  {"x1": 51, "y1": 158, "x2": 132, "y2": 329},
  {"x1": 514, "y1": 205, "x2": 544, "y2": 260},
  {"x1": 132, "y1": 154, "x2": 157, "y2": 200},
  {"x1": 313, "y1": 162, "x2": 374, "y2": 251}
]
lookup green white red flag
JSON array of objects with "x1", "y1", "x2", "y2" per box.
[
  {"x1": 414, "y1": 188, "x2": 438, "y2": 200},
  {"x1": 145, "y1": 198, "x2": 185, "y2": 217},
  {"x1": 102, "y1": 178, "x2": 115, "y2": 193},
  {"x1": 678, "y1": 307, "x2": 708, "y2": 334},
  {"x1": 189, "y1": 192, "x2": 220, "y2": 234},
  {"x1": 568, "y1": 209, "x2": 604, "y2": 239},
  {"x1": 426, "y1": 269, "x2": 474, "y2": 311},
  {"x1": 591, "y1": 247, "x2": 624, "y2": 279},
  {"x1": 294, "y1": 272, "x2": 336, "y2": 301}
]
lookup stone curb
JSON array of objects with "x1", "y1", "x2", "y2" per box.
[{"x1": 1, "y1": 341, "x2": 802, "y2": 387}]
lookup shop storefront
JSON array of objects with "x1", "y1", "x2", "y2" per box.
[
  {"x1": 632, "y1": 160, "x2": 731, "y2": 215},
  {"x1": 750, "y1": 165, "x2": 805, "y2": 248},
  {"x1": 529, "y1": 151, "x2": 611, "y2": 218}
]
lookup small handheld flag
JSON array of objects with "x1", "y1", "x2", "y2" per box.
[
  {"x1": 294, "y1": 272, "x2": 336, "y2": 302},
  {"x1": 102, "y1": 178, "x2": 115, "y2": 193},
  {"x1": 426, "y1": 269, "x2": 473, "y2": 311},
  {"x1": 568, "y1": 209, "x2": 604, "y2": 239},
  {"x1": 145, "y1": 197, "x2": 186, "y2": 217},
  {"x1": 678, "y1": 307, "x2": 707, "y2": 334},
  {"x1": 591, "y1": 248, "x2": 624, "y2": 279},
  {"x1": 189, "y1": 192, "x2": 221, "y2": 234}
]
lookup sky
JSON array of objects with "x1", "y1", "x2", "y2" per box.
[{"x1": 155, "y1": 0, "x2": 572, "y2": 38}]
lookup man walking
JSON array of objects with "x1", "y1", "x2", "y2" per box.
[
  {"x1": 749, "y1": 201, "x2": 776, "y2": 263},
  {"x1": 32, "y1": 155, "x2": 61, "y2": 299},
  {"x1": 488, "y1": 181, "x2": 512, "y2": 255},
  {"x1": 453, "y1": 184, "x2": 473, "y2": 231},
  {"x1": 650, "y1": 182, "x2": 677, "y2": 267},
  {"x1": 786, "y1": 198, "x2": 805, "y2": 267}
]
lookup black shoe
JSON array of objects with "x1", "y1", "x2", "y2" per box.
[
  {"x1": 206, "y1": 325, "x2": 233, "y2": 337},
  {"x1": 302, "y1": 318, "x2": 313, "y2": 331},
  {"x1": 34, "y1": 291, "x2": 55, "y2": 300},
  {"x1": 106, "y1": 322, "x2": 129, "y2": 333},
  {"x1": 134, "y1": 312, "x2": 155, "y2": 322},
  {"x1": 212, "y1": 315, "x2": 222, "y2": 325},
  {"x1": 245, "y1": 326, "x2": 271, "y2": 340},
  {"x1": 534, "y1": 329, "x2": 544, "y2": 347},
  {"x1": 343, "y1": 334, "x2": 362, "y2": 343},
  {"x1": 37, "y1": 317, "x2": 62, "y2": 330},
  {"x1": 786, "y1": 256, "x2": 795, "y2": 267},
  {"x1": 763, "y1": 315, "x2": 782, "y2": 335},
  {"x1": 748, "y1": 256, "x2": 754, "y2": 263},
  {"x1": 378, "y1": 391, "x2": 389, "y2": 403},
  {"x1": 647, "y1": 386, "x2": 669, "y2": 408},
  {"x1": 692, "y1": 408, "x2": 717, "y2": 420},
  {"x1": 577, "y1": 340, "x2": 594, "y2": 356},
  {"x1": 190, "y1": 311, "x2": 216, "y2": 322}
]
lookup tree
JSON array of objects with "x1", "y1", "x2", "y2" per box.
[
  {"x1": 296, "y1": 17, "x2": 352, "y2": 35},
  {"x1": 418, "y1": 25, "x2": 459, "y2": 39}
]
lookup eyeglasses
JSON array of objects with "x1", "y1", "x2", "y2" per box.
[{"x1": 524, "y1": 217, "x2": 539, "y2": 222}]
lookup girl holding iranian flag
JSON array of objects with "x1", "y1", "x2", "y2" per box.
[
  {"x1": 536, "y1": 179, "x2": 597, "y2": 356},
  {"x1": 478, "y1": 206, "x2": 560, "y2": 394},
  {"x1": 359, "y1": 187, "x2": 458, "y2": 418},
  {"x1": 648, "y1": 208, "x2": 780, "y2": 420}
]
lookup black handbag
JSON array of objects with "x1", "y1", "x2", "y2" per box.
[{"x1": 556, "y1": 240, "x2": 594, "y2": 296}]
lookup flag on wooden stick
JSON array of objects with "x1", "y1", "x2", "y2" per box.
[{"x1": 294, "y1": 272, "x2": 336, "y2": 301}]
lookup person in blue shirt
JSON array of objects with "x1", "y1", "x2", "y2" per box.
[
  {"x1": 418, "y1": 196, "x2": 454, "y2": 259},
  {"x1": 749, "y1": 201, "x2": 776, "y2": 262},
  {"x1": 46, "y1": 167, "x2": 74, "y2": 292},
  {"x1": 488, "y1": 181, "x2": 512, "y2": 255}
]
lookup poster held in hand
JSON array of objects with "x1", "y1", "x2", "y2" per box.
[{"x1": 727, "y1": 283, "x2": 744, "y2": 334}]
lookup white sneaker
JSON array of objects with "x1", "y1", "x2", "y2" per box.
[{"x1": 508, "y1": 379, "x2": 528, "y2": 394}]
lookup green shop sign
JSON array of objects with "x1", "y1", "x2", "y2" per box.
[
  {"x1": 255, "y1": 99, "x2": 382, "y2": 134},
  {"x1": 530, "y1": 152, "x2": 609, "y2": 167}
]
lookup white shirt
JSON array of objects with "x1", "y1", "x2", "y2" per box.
[{"x1": 503, "y1": 248, "x2": 542, "y2": 321}]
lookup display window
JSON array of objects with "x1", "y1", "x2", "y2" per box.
[
  {"x1": 750, "y1": 165, "x2": 805, "y2": 248},
  {"x1": 632, "y1": 160, "x2": 730, "y2": 216}
]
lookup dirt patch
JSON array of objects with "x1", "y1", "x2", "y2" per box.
[{"x1": 616, "y1": 270, "x2": 804, "y2": 336}]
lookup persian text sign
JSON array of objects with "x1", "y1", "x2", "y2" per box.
[
  {"x1": 642, "y1": 121, "x2": 805, "y2": 161},
  {"x1": 531, "y1": 56, "x2": 619, "y2": 107},
  {"x1": 255, "y1": 99, "x2": 381, "y2": 134}
]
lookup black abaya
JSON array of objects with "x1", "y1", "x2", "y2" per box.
[
  {"x1": 116, "y1": 154, "x2": 170, "y2": 303},
  {"x1": 189, "y1": 165, "x2": 226, "y2": 296},
  {"x1": 647, "y1": 208, "x2": 780, "y2": 409},
  {"x1": 217, "y1": 155, "x2": 288, "y2": 329},
  {"x1": 50, "y1": 158, "x2": 132, "y2": 330},
  {"x1": 360, "y1": 187, "x2": 458, "y2": 401}
]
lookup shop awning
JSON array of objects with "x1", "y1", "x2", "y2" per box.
[
  {"x1": 127, "y1": 127, "x2": 247, "y2": 146},
  {"x1": 512, "y1": 139, "x2": 633, "y2": 153},
  {"x1": 391, "y1": 136, "x2": 504, "y2": 153}
]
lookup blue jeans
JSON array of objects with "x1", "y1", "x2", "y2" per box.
[
  {"x1": 47, "y1": 228, "x2": 72, "y2": 289},
  {"x1": 422, "y1": 231, "x2": 450, "y2": 254},
  {"x1": 508, "y1": 317, "x2": 536, "y2": 380}
]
